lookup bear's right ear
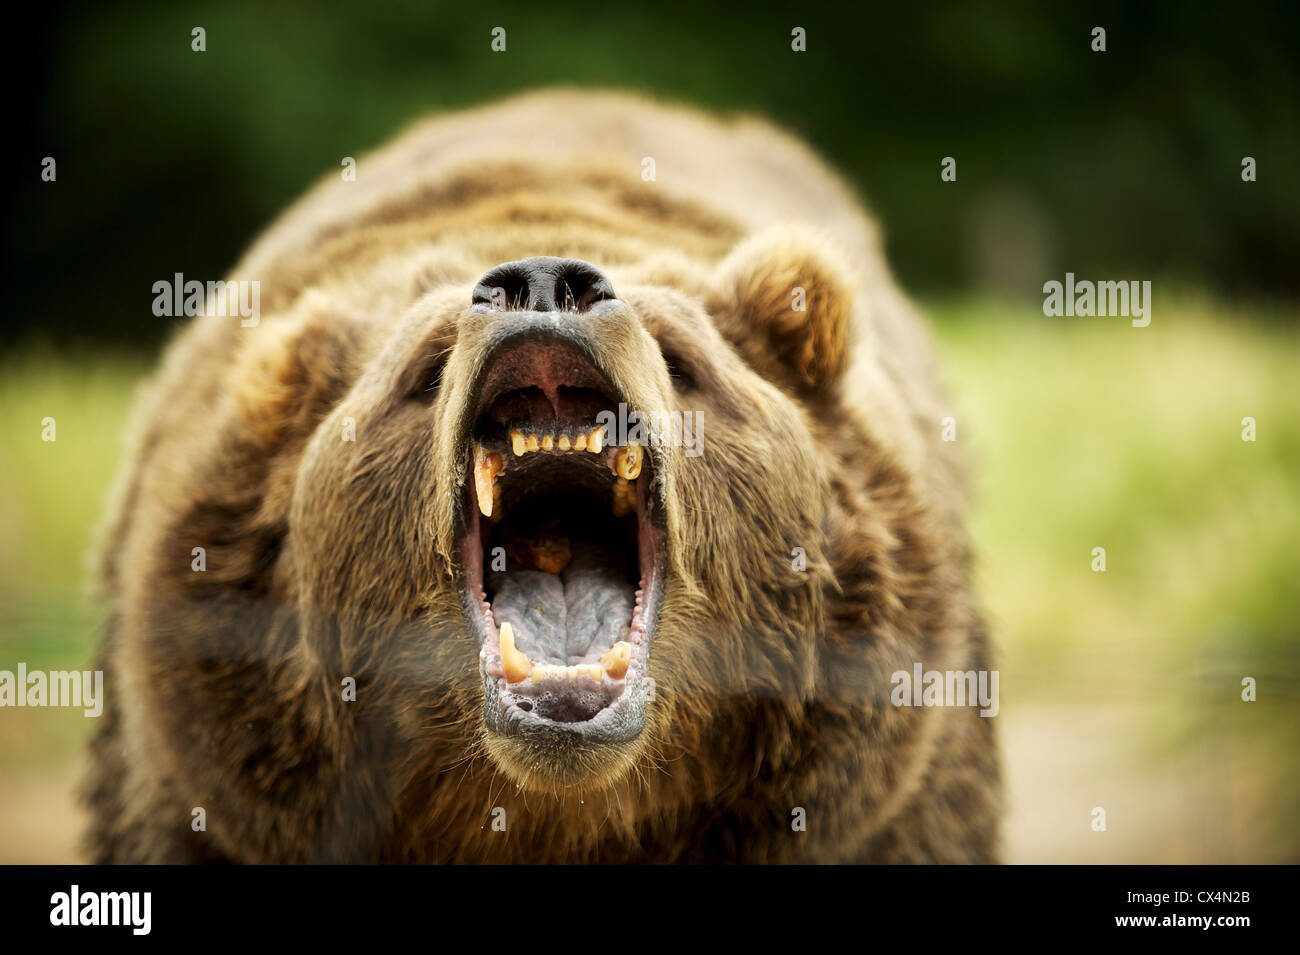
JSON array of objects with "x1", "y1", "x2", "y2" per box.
[
  {"x1": 230, "y1": 290, "x2": 365, "y2": 451},
  {"x1": 707, "y1": 227, "x2": 857, "y2": 399}
]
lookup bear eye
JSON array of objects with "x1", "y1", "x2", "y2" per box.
[
  {"x1": 407, "y1": 347, "x2": 452, "y2": 404},
  {"x1": 660, "y1": 349, "x2": 696, "y2": 391}
]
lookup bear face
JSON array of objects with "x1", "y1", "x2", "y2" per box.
[
  {"x1": 86, "y1": 91, "x2": 998, "y2": 863},
  {"x1": 277, "y1": 246, "x2": 843, "y2": 795}
]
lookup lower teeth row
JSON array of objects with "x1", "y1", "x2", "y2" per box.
[{"x1": 498, "y1": 621, "x2": 631, "y2": 684}]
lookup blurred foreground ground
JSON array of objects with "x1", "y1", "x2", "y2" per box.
[{"x1": 1, "y1": 294, "x2": 1297, "y2": 862}]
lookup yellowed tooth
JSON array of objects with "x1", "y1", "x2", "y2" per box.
[
  {"x1": 600, "y1": 641, "x2": 631, "y2": 680},
  {"x1": 510, "y1": 430, "x2": 526, "y2": 457},
  {"x1": 526, "y1": 434, "x2": 540, "y2": 453},
  {"x1": 574, "y1": 433, "x2": 587, "y2": 451},
  {"x1": 587, "y1": 427, "x2": 604, "y2": 454},
  {"x1": 581, "y1": 664, "x2": 604, "y2": 682},
  {"x1": 530, "y1": 665, "x2": 546, "y2": 683},
  {"x1": 499, "y1": 622, "x2": 533, "y2": 683},
  {"x1": 612, "y1": 477, "x2": 635, "y2": 518},
  {"x1": 615, "y1": 443, "x2": 642, "y2": 480},
  {"x1": 558, "y1": 435, "x2": 571, "y2": 451},
  {"x1": 542, "y1": 434, "x2": 554, "y2": 451},
  {"x1": 474, "y1": 446, "x2": 504, "y2": 518}
]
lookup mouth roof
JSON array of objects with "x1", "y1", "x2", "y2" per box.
[{"x1": 459, "y1": 337, "x2": 663, "y2": 728}]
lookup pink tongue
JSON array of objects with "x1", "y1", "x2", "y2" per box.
[{"x1": 488, "y1": 542, "x2": 633, "y2": 666}]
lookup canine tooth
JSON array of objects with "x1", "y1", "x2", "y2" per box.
[
  {"x1": 574, "y1": 433, "x2": 587, "y2": 451},
  {"x1": 542, "y1": 434, "x2": 554, "y2": 451},
  {"x1": 511, "y1": 430, "x2": 526, "y2": 456},
  {"x1": 558, "y1": 435, "x2": 571, "y2": 451},
  {"x1": 499, "y1": 623, "x2": 533, "y2": 683},
  {"x1": 526, "y1": 434, "x2": 540, "y2": 453},
  {"x1": 587, "y1": 428, "x2": 604, "y2": 454},
  {"x1": 474, "y1": 446, "x2": 503, "y2": 518},
  {"x1": 612, "y1": 477, "x2": 635, "y2": 517},
  {"x1": 600, "y1": 641, "x2": 631, "y2": 680},
  {"x1": 615, "y1": 443, "x2": 642, "y2": 480}
]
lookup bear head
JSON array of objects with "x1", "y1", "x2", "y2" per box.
[{"x1": 224, "y1": 228, "x2": 857, "y2": 798}]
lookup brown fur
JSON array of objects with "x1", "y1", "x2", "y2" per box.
[{"x1": 83, "y1": 90, "x2": 999, "y2": 863}]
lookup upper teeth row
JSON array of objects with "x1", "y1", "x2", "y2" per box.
[
  {"x1": 510, "y1": 428, "x2": 605, "y2": 456},
  {"x1": 473, "y1": 432, "x2": 643, "y2": 519}
]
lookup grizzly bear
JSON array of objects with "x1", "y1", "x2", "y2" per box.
[{"x1": 83, "y1": 89, "x2": 1000, "y2": 863}]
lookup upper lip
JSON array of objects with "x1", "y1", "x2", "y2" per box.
[{"x1": 456, "y1": 313, "x2": 612, "y2": 446}]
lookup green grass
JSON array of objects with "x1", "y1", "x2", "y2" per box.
[
  {"x1": 930, "y1": 294, "x2": 1300, "y2": 696},
  {"x1": 931, "y1": 295, "x2": 1300, "y2": 857},
  {"x1": 0, "y1": 351, "x2": 146, "y2": 765},
  {"x1": 0, "y1": 351, "x2": 148, "y2": 604}
]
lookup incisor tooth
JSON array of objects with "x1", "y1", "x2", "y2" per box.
[
  {"x1": 600, "y1": 641, "x2": 631, "y2": 680},
  {"x1": 574, "y1": 433, "x2": 587, "y2": 451},
  {"x1": 474, "y1": 446, "x2": 503, "y2": 518},
  {"x1": 542, "y1": 434, "x2": 554, "y2": 450},
  {"x1": 499, "y1": 622, "x2": 533, "y2": 683},
  {"x1": 615, "y1": 443, "x2": 642, "y2": 480},
  {"x1": 581, "y1": 664, "x2": 603, "y2": 682},
  {"x1": 510, "y1": 430, "x2": 526, "y2": 456},
  {"x1": 558, "y1": 435, "x2": 571, "y2": 451},
  {"x1": 587, "y1": 428, "x2": 604, "y2": 454},
  {"x1": 526, "y1": 434, "x2": 540, "y2": 453}
]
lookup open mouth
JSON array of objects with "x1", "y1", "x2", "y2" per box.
[{"x1": 457, "y1": 334, "x2": 665, "y2": 742}]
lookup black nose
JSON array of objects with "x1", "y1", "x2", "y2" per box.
[{"x1": 472, "y1": 257, "x2": 616, "y2": 312}]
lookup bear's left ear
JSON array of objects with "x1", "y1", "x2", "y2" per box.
[{"x1": 708, "y1": 226, "x2": 856, "y2": 398}]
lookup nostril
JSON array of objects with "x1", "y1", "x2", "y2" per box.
[
  {"x1": 472, "y1": 265, "x2": 531, "y2": 310},
  {"x1": 554, "y1": 262, "x2": 615, "y2": 313},
  {"x1": 472, "y1": 257, "x2": 615, "y2": 313}
]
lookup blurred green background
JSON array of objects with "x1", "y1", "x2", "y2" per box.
[{"x1": 2, "y1": 1, "x2": 1297, "y2": 862}]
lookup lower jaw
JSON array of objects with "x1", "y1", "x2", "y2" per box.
[
  {"x1": 473, "y1": 562, "x2": 662, "y2": 748},
  {"x1": 474, "y1": 607, "x2": 658, "y2": 792},
  {"x1": 459, "y1": 491, "x2": 665, "y2": 755}
]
